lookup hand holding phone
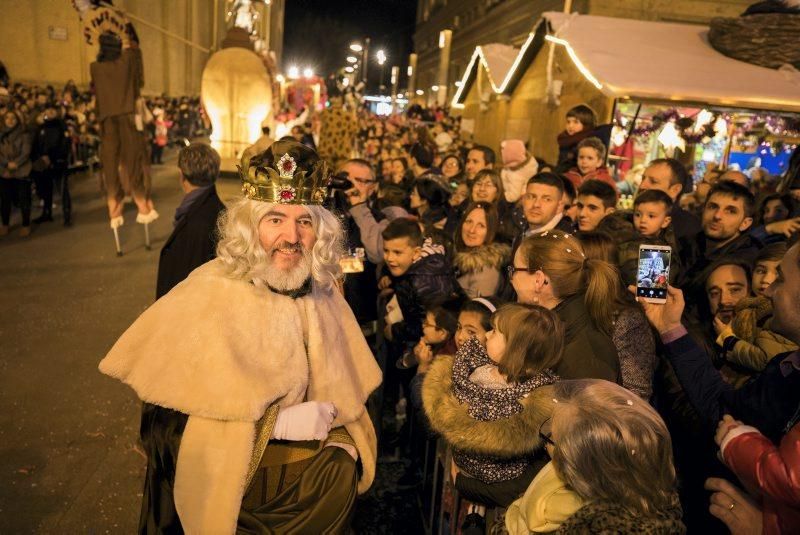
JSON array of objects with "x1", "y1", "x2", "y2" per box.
[{"x1": 636, "y1": 244, "x2": 672, "y2": 304}]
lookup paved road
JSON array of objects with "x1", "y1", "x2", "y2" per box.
[{"x1": 0, "y1": 155, "x2": 240, "y2": 533}]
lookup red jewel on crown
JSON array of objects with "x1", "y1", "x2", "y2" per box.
[
  {"x1": 278, "y1": 186, "x2": 297, "y2": 203},
  {"x1": 277, "y1": 153, "x2": 297, "y2": 179}
]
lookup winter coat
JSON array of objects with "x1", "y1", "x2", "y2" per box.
[
  {"x1": 715, "y1": 296, "x2": 798, "y2": 386},
  {"x1": 563, "y1": 166, "x2": 617, "y2": 193},
  {"x1": 613, "y1": 306, "x2": 657, "y2": 400},
  {"x1": 453, "y1": 242, "x2": 511, "y2": 298},
  {"x1": 721, "y1": 419, "x2": 800, "y2": 535},
  {"x1": 501, "y1": 156, "x2": 539, "y2": 203},
  {"x1": 553, "y1": 293, "x2": 621, "y2": 383},
  {"x1": 422, "y1": 353, "x2": 556, "y2": 459},
  {"x1": 156, "y1": 186, "x2": 226, "y2": 300},
  {"x1": 31, "y1": 117, "x2": 69, "y2": 171},
  {"x1": 506, "y1": 461, "x2": 583, "y2": 534},
  {"x1": 0, "y1": 120, "x2": 32, "y2": 179},
  {"x1": 556, "y1": 495, "x2": 685, "y2": 534},
  {"x1": 390, "y1": 252, "x2": 462, "y2": 352},
  {"x1": 447, "y1": 338, "x2": 558, "y2": 483},
  {"x1": 663, "y1": 332, "x2": 800, "y2": 443}
]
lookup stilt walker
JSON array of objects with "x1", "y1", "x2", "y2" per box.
[{"x1": 75, "y1": 1, "x2": 158, "y2": 255}]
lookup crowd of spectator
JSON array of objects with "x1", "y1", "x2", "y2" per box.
[
  {"x1": 331, "y1": 101, "x2": 800, "y2": 533},
  {"x1": 0, "y1": 76, "x2": 207, "y2": 237}
]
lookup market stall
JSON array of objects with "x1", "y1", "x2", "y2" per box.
[{"x1": 452, "y1": 11, "x2": 800, "y2": 178}]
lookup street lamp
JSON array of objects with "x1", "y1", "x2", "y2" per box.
[
  {"x1": 344, "y1": 66, "x2": 354, "y2": 73},
  {"x1": 350, "y1": 43, "x2": 363, "y2": 52},
  {"x1": 303, "y1": 67, "x2": 313, "y2": 78},
  {"x1": 288, "y1": 65, "x2": 299, "y2": 79},
  {"x1": 376, "y1": 49, "x2": 387, "y2": 94},
  {"x1": 346, "y1": 56, "x2": 358, "y2": 64}
]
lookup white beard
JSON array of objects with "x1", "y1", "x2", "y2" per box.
[{"x1": 256, "y1": 249, "x2": 312, "y2": 291}]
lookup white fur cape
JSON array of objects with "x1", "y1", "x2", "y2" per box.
[{"x1": 99, "y1": 259, "x2": 382, "y2": 534}]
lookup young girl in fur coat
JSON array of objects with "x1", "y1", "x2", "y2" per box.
[{"x1": 422, "y1": 303, "x2": 563, "y2": 500}]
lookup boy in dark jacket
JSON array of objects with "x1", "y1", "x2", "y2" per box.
[{"x1": 381, "y1": 218, "x2": 461, "y2": 355}]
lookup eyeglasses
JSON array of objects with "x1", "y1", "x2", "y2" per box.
[
  {"x1": 539, "y1": 417, "x2": 554, "y2": 447},
  {"x1": 506, "y1": 265, "x2": 529, "y2": 278}
]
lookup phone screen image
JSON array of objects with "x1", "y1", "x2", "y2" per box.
[{"x1": 637, "y1": 247, "x2": 671, "y2": 300}]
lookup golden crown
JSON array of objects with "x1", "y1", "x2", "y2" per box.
[{"x1": 238, "y1": 140, "x2": 330, "y2": 205}]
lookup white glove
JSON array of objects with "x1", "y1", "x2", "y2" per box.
[{"x1": 271, "y1": 401, "x2": 337, "y2": 441}]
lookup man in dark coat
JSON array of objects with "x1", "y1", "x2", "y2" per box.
[
  {"x1": 155, "y1": 142, "x2": 225, "y2": 299},
  {"x1": 31, "y1": 104, "x2": 71, "y2": 225},
  {"x1": 678, "y1": 181, "x2": 761, "y2": 312}
]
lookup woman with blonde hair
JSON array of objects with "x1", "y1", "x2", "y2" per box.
[
  {"x1": 507, "y1": 379, "x2": 684, "y2": 534},
  {"x1": 509, "y1": 230, "x2": 620, "y2": 382}
]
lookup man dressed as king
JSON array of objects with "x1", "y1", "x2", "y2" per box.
[{"x1": 99, "y1": 139, "x2": 382, "y2": 533}]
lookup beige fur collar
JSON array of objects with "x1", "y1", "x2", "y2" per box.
[
  {"x1": 422, "y1": 354, "x2": 555, "y2": 457},
  {"x1": 99, "y1": 259, "x2": 382, "y2": 532},
  {"x1": 454, "y1": 242, "x2": 511, "y2": 275}
]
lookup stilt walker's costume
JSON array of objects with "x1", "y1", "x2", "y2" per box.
[
  {"x1": 78, "y1": 1, "x2": 158, "y2": 253},
  {"x1": 99, "y1": 141, "x2": 382, "y2": 533}
]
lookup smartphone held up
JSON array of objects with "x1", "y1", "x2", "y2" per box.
[{"x1": 636, "y1": 244, "x2": 672, "y2": 304}]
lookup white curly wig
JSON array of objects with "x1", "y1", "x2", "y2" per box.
[{"x1": 215, "y1": 198, "x2": 344, "y2": 290}]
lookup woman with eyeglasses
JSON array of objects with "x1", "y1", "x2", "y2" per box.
[
  {"x1": 506, "y1": 380, "x2": 683, "y2": 534},
  {"x1": 467, "y1": 169, "x2": 527, "y2": 245},
  {"x1": 440, "y1": 153, "x2": 465, "y2": 185},
  {"x1": 509, "y1": 230, "x2": 620, "y2": 383},
  {"x1": 453, "y1": 202, "x2": 511, "y2": 298}
]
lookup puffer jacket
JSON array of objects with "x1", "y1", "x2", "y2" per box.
[
  {"x1": 390, "y1": 251, "x2": 462, "y2": 352},
  {"x1": 453, "y1": 241, "x2": 511, "y2": 298},
  {"x1": 0, "y1": 117, "x2": 32, "y2": 179},
  {"x1": 721, "y1": 417, "x2": 800, "y2": 535}
]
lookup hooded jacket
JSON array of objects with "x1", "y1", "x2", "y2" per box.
[{"x1": 453, "y1": 242, "x2": 511, "y2": 298}]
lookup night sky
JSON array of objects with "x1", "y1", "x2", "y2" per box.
[{"x1": 283, "y1": 0, "x2": 417, "y2": 92}]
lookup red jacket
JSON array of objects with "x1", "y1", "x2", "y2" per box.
[
  {"x1": 563, "y1": 166, "x2": 618, "y2": 194},
  {"x1": 722, "y1": 422, "x2": 800, "y2": 534}
]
